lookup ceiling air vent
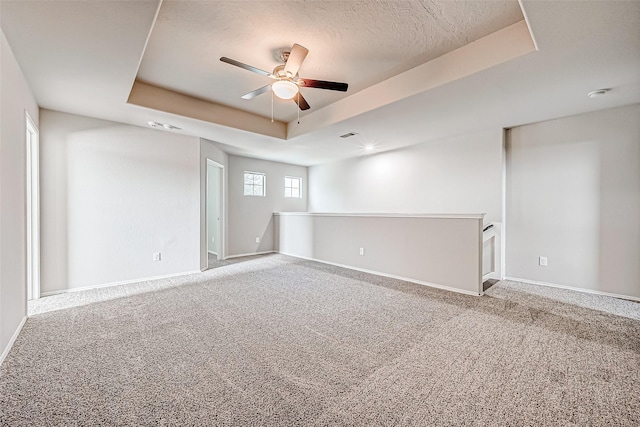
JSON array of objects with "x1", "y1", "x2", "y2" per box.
[{"x1": 340, "y1": 132, "x2": 358, "y2": 138}]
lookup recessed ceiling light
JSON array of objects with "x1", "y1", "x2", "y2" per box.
[
  {"x1": 359, "y1": 143, "x2": 378, "y2": 154},
  {"x1": 148, "y1": 121, "x2": 181, "y2": 130},
  {"x1": 587, "y1": 89, "x2": 610, "y2": 99}
]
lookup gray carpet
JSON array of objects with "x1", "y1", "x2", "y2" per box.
[
  {"x1": 207, "y1": 252, "x2": 257, "y2": 270},
  {"x1": 2, "y1": 254, "x2": 639, "y2": 426}
]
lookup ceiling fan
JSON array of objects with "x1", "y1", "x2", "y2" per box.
[{"x1": 220, "y1": 43, "x2": 348, "y2": 111}]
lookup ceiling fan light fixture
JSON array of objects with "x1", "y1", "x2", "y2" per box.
[{"x1": 272, "y1": 80, "x2": 299, "y2": 100}]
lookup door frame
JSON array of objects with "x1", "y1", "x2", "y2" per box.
[
  {"x1": 25, "y1": 111, "x2": 40, "y2": 300},
  {"x1": 206, "y1": 159, "x2": 225, "y2": 262}
]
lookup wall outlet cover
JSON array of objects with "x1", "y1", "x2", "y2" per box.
[
  {"x1": 255, "y1": 237, "x2": 260, "y2": 243},
  {"x1": 153, "y1": 252, "x2": 161, "y2": 262},
  {"x1": 539, "y1": 256, "x2": 547, "y2": 266}
]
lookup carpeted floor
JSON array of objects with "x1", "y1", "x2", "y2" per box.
[
  {"x1": 207, "y1": 252, "x2": 230, "y2": 270},
  {"x1": 2, "y1": 254, "x2": 639, "y2": 426}
]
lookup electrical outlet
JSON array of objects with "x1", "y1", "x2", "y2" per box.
[
  {"x1": 539, "y1": 256, "x2": 547, "y2": 266},
  {"x1": 153, "y1": 252, "x2": 161, "y2": 262},
  {"x1": 255, "y1": 237, "x2": 260, "y2": 243},
  {"x1": 359, "y1": 248, "x2": 364, "y2": 256}
]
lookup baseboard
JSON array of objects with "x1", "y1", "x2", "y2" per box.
[
  {"x1": 483, "y1": 272, "x2": 500, "y2": 281},
  {"x1": 225, "y1": 250, "x2": 276, "y2": 260},
  {"x1": 0, "y1": 316, "x2": 27, "y2": 367},
  {"x1": 40, "y1": 270, "x2": 202, "y2": 297},
  {"x1": 504, "y1": 277, "x2": 640, "y2": 302},
  {"x1": 280, "y1": 252, "x2": 482, "y2": 297}
]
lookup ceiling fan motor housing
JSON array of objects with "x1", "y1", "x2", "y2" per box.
[{"x1": 273, "y1": 64, "x2": 298, "y2": 81}]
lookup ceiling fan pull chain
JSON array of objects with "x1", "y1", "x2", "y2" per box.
[
  {"x1": 271, "y1": 90, "x2": 274, "y2": 123},
  {"x1": 297, "y1": 93, "x2": 300, "y2": 124}
]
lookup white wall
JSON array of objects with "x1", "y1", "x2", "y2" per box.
[
  {"x1": 228, "y1": 155, "x2": 307, "y2": 256},
  {"x1": 0, "y1": 28, "x2": 39, "y2": 358},
  {"x1": 506, "y1": 104, "x2": 640, "y2": 299},
  {"x1": 40, "y1": 110, "x2": 201, "y2": 293},
  {"x1": 308, "y1": 128, "x2": 504, "y2": 223}
]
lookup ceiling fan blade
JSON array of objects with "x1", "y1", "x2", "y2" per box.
[
  {"x1": 241, "y1": 84, "x2": 272, "y2": 100},
  {"x1": 283, "y1": 43, "x2": 309, "y2": 77},
  {"x1": 220, "y1": 57, "x2": 273, "y2": 78},
  {"x1": 298, "y1": 78, "x2": 348, "y2": 92},
  {"x1": 293, "y1": 92, "x2": 310, "y2": 111}
]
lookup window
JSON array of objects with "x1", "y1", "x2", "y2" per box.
[
  {"x1": 244, "y1": 171, "x2": 266, "y2": 196},
  {"x1": 284, "y1": 176, "x2": 302, "y2": 198}
]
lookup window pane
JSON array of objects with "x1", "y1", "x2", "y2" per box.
[
  {"x1": 285, "y1": 177, "x2": 291, "y2": 187},
  {"x1": 244, "y1": 172, "x2": 266, "y2": 196},
  {"x1": 292, "y1": 188, "x2": 300, "y2": 198},
  {"x1": 292, "y1": 178, "x2": 300, "y2": 189},
  {"x1": 285, "y1": 188, "x2": 291, "y2": 198}
]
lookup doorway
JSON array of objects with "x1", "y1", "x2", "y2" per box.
[
  {"x1": 26, "y1": 112, "x2": 40, "y2": 300},
  {"x1": 206, "y1": 159, "x2": 224, "y2": 269}
]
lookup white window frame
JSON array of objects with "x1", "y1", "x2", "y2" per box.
[
  {"x1": 243, "y1": 171, "x2": 266, "y2": 197},
  {"x1": 284, "y1": 176, "x2": 302, "y2": 198}
]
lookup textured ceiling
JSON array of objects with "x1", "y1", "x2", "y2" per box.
[
  {"x1": 137, "y1": 0, "x2": 523, "y2": 122},
  {"x1": 1, "y1": 1, "x2": 639, "y2": 166}
]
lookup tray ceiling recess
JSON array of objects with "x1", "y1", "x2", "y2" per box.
[{"x1": 128, "y1": 0, "x2": 533, "y2": 140}]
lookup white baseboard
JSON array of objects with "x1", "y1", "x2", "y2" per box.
[
  {"x1": 225, "y1": 250, "x2": 276, "y2": 260},
  {"x1": 0, "y1": 316, "x2": 27, "y2": 367},
  {"x1": 504, "y1": 277, "x2": 640, "y2": 302},
  {"x1": 40, "y1": 270, "x2": 202, "y2": 297},
  {"x1": 279, "y1": 252, "x2": 482, "y2": 297},
  {"x1": 483, "y1": 272, "x2": 501, "y2": 281}
]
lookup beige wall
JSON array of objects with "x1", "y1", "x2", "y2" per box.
[
  {"x1": 506, "y1": 104, "x2": 640, "y2": 299},
  {"x1": 0, "y1": 28, "x2": 39, "y2": 358},
  {"x1": 276, "y1": 213, "x2": 484, "y2": 295},
  {"x1": 227, "y1": 155, "x2": 307, "y2": 256}
]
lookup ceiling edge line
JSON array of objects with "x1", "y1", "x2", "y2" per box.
[
  {"x1": 125, "y1": 0, "x2": 164, "y2": 102},
  {"x1": 518, "y1": 0, "x2": 539, "y2": 51}
]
